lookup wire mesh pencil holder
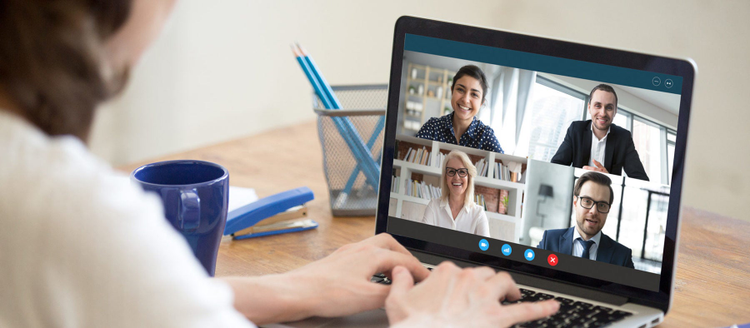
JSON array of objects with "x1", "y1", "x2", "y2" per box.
[{"x1": 314, "y1": 84, "x2": 388, "y2": 216}]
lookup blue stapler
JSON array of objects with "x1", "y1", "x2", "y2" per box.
[{"x1": 223, "y1": 187, "x2": 317, "y2": 240}]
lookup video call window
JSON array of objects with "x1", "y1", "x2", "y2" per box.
[
  {"x1": 566, "y1": 170, "x2": 669, "y2": 274},
  {"x1": 391, "y1": 47, "x2": 680, "y2": 279}
]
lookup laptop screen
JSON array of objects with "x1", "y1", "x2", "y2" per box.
[{"x1": 377, "y1": 17, "x2": 695, "y2": 307}]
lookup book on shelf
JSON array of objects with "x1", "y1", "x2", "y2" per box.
[
  {"x1": 493, "y1": 161, "x2": 524, "y2": 183},
  {"x1": 435, "y1": 152, "x2": 445, "y2": 167},
  {"x1": 474, "y1": 158, "x2": 491, "y2": 178},
  {"x1": 402, "y1": 146, "x2": 434, "y2": 166},
  {"x1": 474, "y1": 159, "x2": 483, "y2": 177},
  {"x1": 403, "y1": 178, "x2": 442, "y2": 201},
  {"x1": 474, "y1": 194, "x2": 487, "y2": 210}
]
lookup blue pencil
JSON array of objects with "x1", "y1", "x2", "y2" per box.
[
  {"x1": 296, "y1": 44, "x2": 383, "y2": 205},
  {"x1": 292, "y1": 46, "x2": 380, "y2": 194},
  {"x1": 297, "y1": 44, "x2": 343, "y2": 109},
  {"x1": 340, "y1": 116, "x2": 385, "y2": 200}
]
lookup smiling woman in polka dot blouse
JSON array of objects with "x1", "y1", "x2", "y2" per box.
[{"x1": 416, "y1": 65, "x2": 503, "y2": 153}]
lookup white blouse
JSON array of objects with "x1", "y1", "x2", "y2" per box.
[
  {"x1": 421, "y1": 198, "x2": 490, "y2": 237},
  {"x1": 0, "y1": 111, "x2": 254, "y2": 328}
]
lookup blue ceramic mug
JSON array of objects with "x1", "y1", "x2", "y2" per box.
[{"x1": 131, "y1": 160, "x2": 229, "y2": 276}]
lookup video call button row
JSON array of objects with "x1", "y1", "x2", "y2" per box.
[
  {"x1": 479, "y1": 239, "x2": 560, "y2": 266},
  {"x1": 478, "y1": 239, "x2": 559, "y2": 266}
]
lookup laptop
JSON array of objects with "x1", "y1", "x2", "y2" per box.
[{"x1": 272, "y1": 16, "x2": 696, "y2": 327}]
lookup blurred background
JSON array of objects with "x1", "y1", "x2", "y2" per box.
[{"x1": 90, "y1": 0, "x2": 750, "y2": 222}]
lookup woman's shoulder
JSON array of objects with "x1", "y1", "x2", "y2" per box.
[
  {"x1": 426, "y1": 197, "x2": 443, "y2": 208},
  {"x1": 0, "y1": 130, "x2": 167, "y2": 237},
  {"x1": 465, "y1": 201, "x2": 487, "y2": 215},
  {"x1": 474, "y1": 119, "x2": 496, "y2": 134},
  {"x1": 423, "y1": 114, "x2": 450, "y2": 128},
  {"x1": 417, "y1": 115, "x2": 450, "y2": 139},
  {"x1": 0, "y1": 115, "x2": 173, "y2": 246}
]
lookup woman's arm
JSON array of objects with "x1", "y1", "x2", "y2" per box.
[
  {"x1": 221, "y1": 234, "x2": 430, "y2": 325},
  {"x1": 386, "y1": 262, "x2": 559, "y2": 327}
]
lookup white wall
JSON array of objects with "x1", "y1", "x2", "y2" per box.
[
  {"x1": 90, "y1": 0, "x2": 750, "y2": 222},
  {"x1": 90, "y1": 0, "x2": 507, "y2": 164}
]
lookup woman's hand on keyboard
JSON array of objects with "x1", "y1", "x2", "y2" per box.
[{"x1": 385, "y1": 261, "x2": 559, "y2": 328}]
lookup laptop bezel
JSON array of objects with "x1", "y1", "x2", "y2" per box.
[{"x1": 375, "y1": 16, "x2": 695, "y2": 313}]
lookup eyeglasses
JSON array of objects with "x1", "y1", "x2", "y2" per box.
[
  {"x1": 577, "y1": 196, "x2": 611, "y2": 213},
  {"x1": 446, "y1": 167, "x2": 469, "y2": 178}
]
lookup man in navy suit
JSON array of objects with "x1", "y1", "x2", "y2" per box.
[
  {"x1": 550, "y1": 84, "x2": 649, "y2": 181},
  {"x1": 537, "y1": 172, "x2": 635, "y2": 268}
]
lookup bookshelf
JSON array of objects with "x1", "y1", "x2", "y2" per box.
[
  {"x1": 390, "y1": 136, "x2": 528, "y2": 242},
  {"x1": 402, "y1": 63, "x2": 455, "y2": 133}
]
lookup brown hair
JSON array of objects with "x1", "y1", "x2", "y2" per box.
[
  {"x1": 451, "y1": 65, "x2": 488, "y2": 103},
  {"x1": 0, "y1": 0, "x2": 133, "y2": 140},
  {"x1": 574, "y1": 171, "x2": 614, "y2": 204},
  {"x1": 588, "y1": 84, "x2": 618, "y2": 108}
]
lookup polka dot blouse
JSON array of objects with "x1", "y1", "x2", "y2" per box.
[{"x1": 416, "y1": 112, "x2": 503, "y2": 153}]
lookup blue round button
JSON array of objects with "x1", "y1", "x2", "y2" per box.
[
  {"x1": 502, "y1": 244, "x2": 512, "y2": 256},
  {"x1": 652, "y1": 76, "x2": 661, "y2": 86},
  {"x1": 524, "y1": 249, "x2": 535, "y2": 261},
  {"x1": 478, "y1": 239, "x2": 489, "y2": 251}
]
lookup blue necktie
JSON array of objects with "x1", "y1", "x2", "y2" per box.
[{"x1": 579, "y1": 239, "x2": 595, "y2": 260}]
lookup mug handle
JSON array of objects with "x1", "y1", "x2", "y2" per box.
[{"x1": 179, "y1": 189, "x2": 201, "y2": 232}]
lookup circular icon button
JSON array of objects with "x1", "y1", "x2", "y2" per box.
[
  {"x1": 652, "y1": 76, "x2": 661, "y2": 86},
  {"x1": 502, "y1": 244, "x2": 512, "y2": 256},
  {"x1": 547, "y1": 254, "x2": 558, "y2": 266},
  {"x1": 665, "y1": 79, "x2": 674, "y2": 88},
  {"x1": 524, "y1": 249, "x2": 535, "y2": 261},
  {"x1": 479, "y1": 239, "x2": 489, "y2": 251}
]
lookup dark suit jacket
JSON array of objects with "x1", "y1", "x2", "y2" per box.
[
  {"x1": 550, "y1": 120, "x2": 649, "y2": 181},
  {"x1": 536, "y1": 227, "x2": 635, "y2": 269}
]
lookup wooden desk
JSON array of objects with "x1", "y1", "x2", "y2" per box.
[{"x1": 120, "y1": 120, "x2": 750, "y2": 327}]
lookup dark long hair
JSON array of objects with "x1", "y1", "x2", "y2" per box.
[
  {"x1": 0, "y1": 0, "x2": 133, "y2": 140},
  {"x1": 451, "y1": 65, "x2": 488, "y2": 103}
]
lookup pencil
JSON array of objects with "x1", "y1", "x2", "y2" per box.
[
  {"x1": 292, "y1": 45, "x2": 380, "y2": 193},
  {"x1": 297, "y1": 43, "x2": 343, "y2": 109},
  {"x1": 297, "y1": 43, "x2": 384, "y2": 203}
]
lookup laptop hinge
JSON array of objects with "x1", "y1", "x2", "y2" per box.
[{"x1": 411, "y1": 250, "x2": 629, "y2": 306}]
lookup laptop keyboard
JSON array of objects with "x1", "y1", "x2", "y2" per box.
[
  {"x1": 504, "y1": 288, "x2": 632, "y2": 327},
  {"x1": 371, "y1": 274, "x2": 633, "y2": 327}
]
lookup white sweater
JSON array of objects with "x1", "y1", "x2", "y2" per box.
[{"x1": 0, "y1": 111, "x2": 254, "y2": 327}]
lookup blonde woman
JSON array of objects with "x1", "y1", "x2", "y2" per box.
[{"x1": 422, "y1": 150, "x2": 490, "y2": 237}]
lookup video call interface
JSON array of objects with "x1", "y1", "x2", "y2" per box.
[{"x1": 385, "y1": 34, "x2": 684, "y2": 291}]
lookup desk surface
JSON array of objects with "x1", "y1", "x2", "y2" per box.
[{"x1": 120, "y1": 120, "x2": 750, "y2": 327}]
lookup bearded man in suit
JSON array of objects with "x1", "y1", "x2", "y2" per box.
[
  {"x1": 537, "y1": 171, "x2": 635, "y2": 268},
  {"x1": 551, "y1": 84, "x2": 649, "y2": 181}
]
